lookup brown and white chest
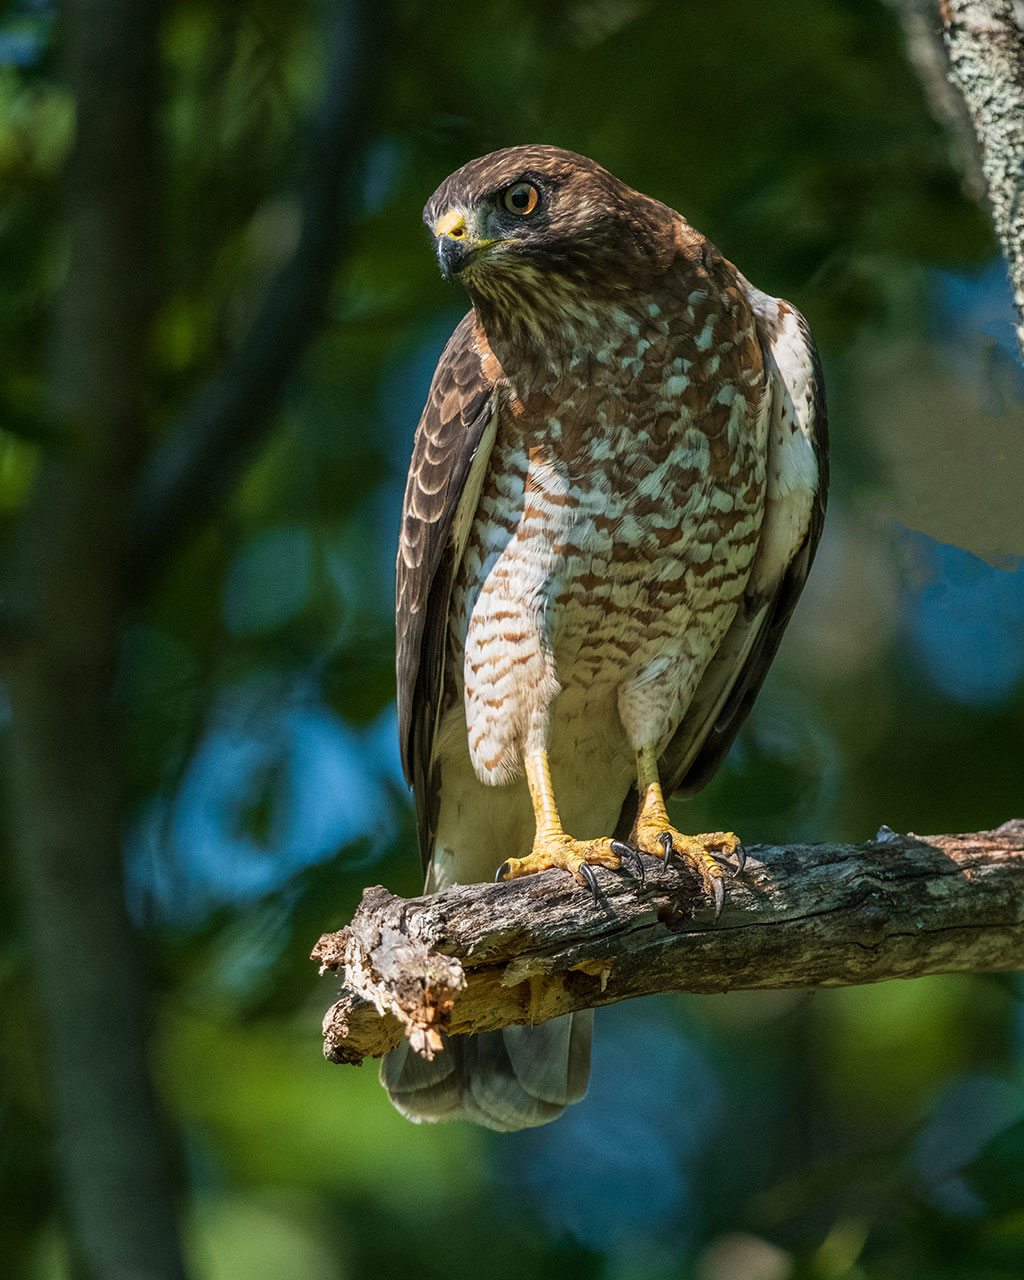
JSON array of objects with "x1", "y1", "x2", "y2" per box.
[{"x1": 448, "y1": 289, "x2": 768, "y2": 780}]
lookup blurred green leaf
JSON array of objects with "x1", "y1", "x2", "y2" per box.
[{"x1": 965, "y1": 1119, "x2": 1024, "y2": 1214}]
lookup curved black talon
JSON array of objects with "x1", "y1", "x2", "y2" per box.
[
  {"x1": 579, "y1": 863, "x2": 600, "y2": 897},
  {"x1": 494, "y1": 860, "x2": 512, "y2": 883},
  {"x1": 659, "y1": 831, "x2": 674, "y2": 865},
  {"x1": 611, "y1": 840, "x2": 645, "y2": 887},
  {"x1": 711, "y1": 875, "x2": 725, "y2": 920},
  {"x1": 733, "y1": 844, "x2": 747, "y2": 875}
]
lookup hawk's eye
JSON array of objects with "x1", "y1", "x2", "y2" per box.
[{"x1": 502, "y1": 182, "x2": 539, "y2": 216}]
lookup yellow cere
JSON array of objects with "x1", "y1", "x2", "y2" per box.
[{"x1": 434, "y1": 209, "x2": 466, "y2": 239}]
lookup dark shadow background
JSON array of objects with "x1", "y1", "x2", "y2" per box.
[{"x1": 1, "y1": 1, "x2": 1023, "y2": 1277}]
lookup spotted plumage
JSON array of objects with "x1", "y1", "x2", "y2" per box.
[{"x1": 385, "y1": 145, "x2": 828, "y2": 1130}]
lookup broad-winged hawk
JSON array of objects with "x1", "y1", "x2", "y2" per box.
[{"x1": 382, "y1": 145, "x2": 828, "y2": 1130}]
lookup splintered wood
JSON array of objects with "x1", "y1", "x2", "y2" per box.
[
  {"x1": 313, "y1": 821, "x2": 1024, "y2": 1066},
  {"x1": 314, "y1": 888, "x2": 466, "y2": 1061}
]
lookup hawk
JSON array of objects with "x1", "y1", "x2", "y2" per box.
[{"x1": 382, "y1": 145, "x2": 827, "y2": 1130}]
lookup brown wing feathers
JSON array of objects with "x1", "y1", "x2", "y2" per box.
[{"x1": 395, "y1": 312, "x2": 497, "y2": 863}]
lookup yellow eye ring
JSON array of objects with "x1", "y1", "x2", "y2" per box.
[{"x1": 503, "y1": 182, "x2": 539, "y2": 215}]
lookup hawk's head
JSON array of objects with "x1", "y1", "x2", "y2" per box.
[{"x1": 423, "y1": 145, "x2": 674, "y2": 326}]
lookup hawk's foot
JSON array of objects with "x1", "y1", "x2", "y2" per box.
[
  {"x1": 632, "y1": 744, "x2": 741, "y2": 917},
  {"x1": 634, "y1": 819, "x2": 739, "y2": 917},
  {"x1": 496, "y1": 835, "x2": 643, "y2": 894}
]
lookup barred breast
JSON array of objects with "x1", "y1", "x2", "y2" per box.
[{"x1": 447, "y1": 278, "x2": 768, "y2": 799}]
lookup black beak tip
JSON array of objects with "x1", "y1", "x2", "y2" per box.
[{"x1": 437, "y1": 237, "x2": 469, "y2": 279}]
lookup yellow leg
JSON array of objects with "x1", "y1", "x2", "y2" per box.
[
  {"x1": 495, "y1": 750, "x2": 639, "y2": 891},
  {"x1": 632, "y1": 743, "x2": 740, "y2": 916}
]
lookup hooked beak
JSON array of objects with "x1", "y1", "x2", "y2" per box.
[
  {"x1": 433, "y1": 208, "x2": 505, "y2": 280},
  {"x1": 434, "y1": 209, "x2": 471, "y2": 279}
]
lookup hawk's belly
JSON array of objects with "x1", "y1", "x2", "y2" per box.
[
  {"x1": 449, "y1": 410, "x2": 766, "y2": 788},
  {"x1": 427, "y1": 411, "x2": 764, "y2": 885}
]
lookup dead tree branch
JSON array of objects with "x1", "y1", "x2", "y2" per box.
[{"x1": 314, "y1": 821, "x2": 1024, "y2": 1066}]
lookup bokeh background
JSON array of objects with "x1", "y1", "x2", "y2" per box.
[{"x1": 2, "y1": 1, "x2": 1023, "y2": 1277}]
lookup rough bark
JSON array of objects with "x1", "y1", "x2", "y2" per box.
[
  {"x1": 886, "y1": 0, "x2": 987, "y2": 198},
  {"x1": 940, "y1": 1, "x2": 1024, "y2": 358},
  {"x1": 896, "y1": 0, "x2": 1024, "y2": 359},
  {"x1": 313, "y1": 822, "x2": 1024, "y2": 1066}
]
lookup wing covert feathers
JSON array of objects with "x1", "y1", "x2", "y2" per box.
[{"x1": 395, "y1": 311, "x2": 499, "y2": 866}]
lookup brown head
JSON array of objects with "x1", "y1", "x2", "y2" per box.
[{"x1": 423, "y1": 145, "x2": 679, "y2": 335}]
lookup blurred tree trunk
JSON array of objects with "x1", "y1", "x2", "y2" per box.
[
  {"x1": 891, "y1": 0, "x2": 1024, "y2": 360},
  {"x1": 127, "y1": 0, "x2": 380, "y2": 594},
  {"x1": 1, "y1": 1, "x2": 381, "y2": 1272},
  {"x1": 940, "y1": 1, "x2": 1024, "y2": 359},
  {"x1": 3, "y1": 1, "x2": 188, "y2": 1277}
]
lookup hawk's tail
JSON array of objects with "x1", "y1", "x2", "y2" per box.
[{"x1": 379, "y1": 1011, "x2": 593, "y2": 1131}]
